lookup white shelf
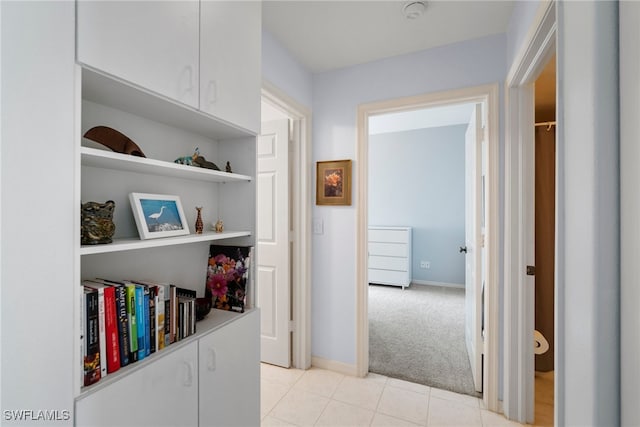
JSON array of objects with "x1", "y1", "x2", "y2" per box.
[
  {"x1": 81, "y1": 146, "x2": 252, "y2": 183},
  {"x1": 81, "y1": 230, "x2": 251, "y2": 255},
  {"x1": 81, "y1": 66, "x2": 256, "y2": 140}
]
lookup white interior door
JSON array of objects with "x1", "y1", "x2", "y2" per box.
[
  {"x1": 464, "y1": 103, "x2": 483, "y2": 392},
  {"x1": 257, "y1": 119, "x2": 291, "y2": 367}
]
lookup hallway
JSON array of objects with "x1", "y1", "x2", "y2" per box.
[{"x1": 260, "y1": 364, "x2": 523, "y2": 426}]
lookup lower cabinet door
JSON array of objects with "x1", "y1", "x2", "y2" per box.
[
  {"x1": 198, "y1": 310, "x2": 260, "y2": 426},
  {"x1": 76, "y1": 342, "x2": 198, "y2": 427}
]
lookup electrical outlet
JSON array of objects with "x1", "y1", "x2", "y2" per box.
[{"x1": 420, "y1": 261, "x2": 431, "y2": 269}]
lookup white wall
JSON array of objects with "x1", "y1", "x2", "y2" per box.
[
  {"x1": 620, "y1": 3, "x2": 640, "y2": 425},
  {"x1": 556, "y1": 1, "x2": 620, "y2": 424},
  {"x1": 311, "y1": 34, "x2": 506, "y2": 365},
  {"x1": 1, "y1": 1, "x2": 76, "y2": 422},
  {"x1": 506, "y1": 0, "x2": 542, "y2": 69},
  {"x1": 261, "y1": 29, "x2": 313, "y2": 110},
  {"x1": 369, "y1": 125, "x2": 466, "y2": 285}
]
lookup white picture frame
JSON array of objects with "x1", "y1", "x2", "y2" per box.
[{"x1": 129, "y1": 192, "x2": 190, "y2": 240}]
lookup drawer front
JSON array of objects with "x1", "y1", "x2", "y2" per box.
[
  {"x1": 369, "y1": 242, "x2": 408, "y2": 257},
  {"x1": 369, "y1": 255, "x2": 408, "y2": 272},
  {"x1": 368, "y1": 228, "x2": 410, "y2": 244},
  {"x1": 369, "y1": 268, "x2": 410, "y2": 286}
]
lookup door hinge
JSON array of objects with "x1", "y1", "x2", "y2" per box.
[
  {"x1": 527, "y1": 265, "x2": 536, "y2": 276},
  {"x1": 289, "y1": 320, "x2": 295, "y2": 332}
]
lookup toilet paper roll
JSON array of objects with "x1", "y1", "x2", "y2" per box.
[{"x1": 534, "y1": 330, "x2": 550, "y2": 355}]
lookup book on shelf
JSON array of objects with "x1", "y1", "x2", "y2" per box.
[
  {"x1": 176, "y1": 298, "x2": 196, "y2": 340},
  {"x1": 129, "y1": 280, "x2": 161, "y2": 355},
  {"x1": 246, "y1": 246, "x2": 255, "y2": 310},
  {"x1": 83, "y1": 287, "x2": 101, "y2": 386},
  {"x1": 168, "y1": 285, "x2": 177, "y2": 344},
  {"x1": 110, "y1": 282, "x2": 131, "y2": 367},
  {"x1": 134, "y1": 285, "x2": 146, "y2": 361},
  {"x1": 78, "y1": 277, "x2": 200, "y2": 387},
  {"x1": 175, "y1": 287, "x2": 196, "y2": 340},
  {"x1": 206, "y1": 245, "x2": 253, "y2": 313},
  {"x1": 155, "y1": 283, "x2": 172, "y2": 348},
  {"x1": 95, "y1": 278, "x2": 131, "y2": 367},
  {"x1": 83, "y1": 280, "x2": 120, "y2": 374},
  {"x1": 141, "y1": 285, "x2": 151, "y2": 357},
  {"x1": 147, "y1": 284, "x2": 156, "y2": 355},
  {"x1": 155, "y1": 284, "x2": 166, "y2": 351},
  {"x1": 125, "y1": 282, "x2": 138, "y2": 362},
  {"x1": 94, "y1": 284, "x2": 108, "y2": 378}
]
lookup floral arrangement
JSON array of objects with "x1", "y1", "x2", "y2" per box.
[
  {"x1": 206, "y1": 246, "x2": 251, "y2": 313},
  {"x1": 324, "y1": 169, "x2": 343, "y2": 197}
]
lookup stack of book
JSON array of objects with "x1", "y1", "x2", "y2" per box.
[{"x1": 81, "y1": 279, "x2": 197, "y2": 388}]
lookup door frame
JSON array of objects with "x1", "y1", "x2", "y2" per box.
[
  {"x1": 503, "y1": 1, "x2": 556, "y2": 423},
  {"x1": 355, "y1": 83, "x2": 500, "y2": 412},
  {"x1": 261, "y1": 81, "x2": 312, "y2": 370}
]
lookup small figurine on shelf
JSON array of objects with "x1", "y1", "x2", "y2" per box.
[
  {"x1": 195, "y1": 207, "x2": 203, "y2": 234},
  {"x1": 192, "y1": 147, "x2": 220, "y2": 171},
  {"x1": 81, "y1": 200, "x2": 116, "y2": 245},
  {"x1": 214, "y1": 219, "x2": 224, "y2": 233},
  {"x1": 225, "y1": 161, "x2": 232, "y2": 173}
]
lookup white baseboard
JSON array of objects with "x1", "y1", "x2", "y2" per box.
[
  {"x1": 411, "y1": 280, "x2": 465, "y2": 289},
  {"x1": 311, "y1": 356, "x2": 358, "y2": 377}
]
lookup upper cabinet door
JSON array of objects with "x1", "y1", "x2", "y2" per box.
[
  {"x1": 200, "y1": 1, "x2": 261, "y2": 133},
  {"x1": 77, "y1": 0, "x2": 199, "y2": 109}
]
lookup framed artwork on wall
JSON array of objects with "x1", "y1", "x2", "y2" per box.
[
  {"x1": 316, "y1": 159, "x2": 352, "y2": 206},
  {"x1": 129, "y1": 192, "x2": 190, "y2": 240}
]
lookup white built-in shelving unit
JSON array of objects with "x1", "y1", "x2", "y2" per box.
[{"x1": 73, "y1": 1, "x2": 261, "y2": 425}]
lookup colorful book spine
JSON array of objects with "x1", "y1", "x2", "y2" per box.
[
  {"x1": 155, "y1": 284, "x2": 166, "y2": 351},
  {"x1": 125, "y1": 283, "x2": 138, "y2": 362},
  {"x1": 169, "y1": 285, "x2": 177, "y2": 344},
  {"x1": 110, "y1": 282, "x2": 130, "y2": 367},
  {"x1": 84, "y1": 281, "x2": 120, "y2": 374},
  {"x1": 142, "y1": 285, "x2": 151, "y2": 356},
  {"x1": 148, "y1": 285, "x2": 156, "y2": 354},
  {"x1": 135, "y1": 285, "x2": 146, "y2": 360},
  {"x1": 83, "y1": 287, "x2": 101, "y2": 386},
  {"x1": 94, "y1": 285, "x2": 108, "y2": 378}
]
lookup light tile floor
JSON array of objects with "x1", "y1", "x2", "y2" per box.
[{"x1": 261, "y1": 364, "x2": 525, "y2": 427}]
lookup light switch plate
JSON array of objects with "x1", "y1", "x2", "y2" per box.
[{"x1": 313, "y1": 218, "x2": 324, "y2": 235}]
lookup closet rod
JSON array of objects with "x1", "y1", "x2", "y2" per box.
[{"x1": 534, "y1": 121, "x2": 557, "y2": 127}]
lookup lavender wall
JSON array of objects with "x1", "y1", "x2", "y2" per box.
[{"x1": 311, "y1": 34, "x2": 506, "y2": 365}]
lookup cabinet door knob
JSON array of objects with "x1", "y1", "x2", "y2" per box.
[
  {"x1": 182, "y1": 361, "x2": 194, "y2": 387},
  {"x1": 208, "y1": 347, "x2": 217, "y2": 372},
  {"x1": 207, "y1": 80, "x2": 217, "y2": 105}
]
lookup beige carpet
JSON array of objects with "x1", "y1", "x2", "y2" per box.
[{"x1": 368, "y1": 283, "x2": 479, "y2": 397}]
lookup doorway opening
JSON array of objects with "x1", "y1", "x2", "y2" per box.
[
  {"x1": 259, "y1": 84, "x2": 312, "y2": 370},
  {"x1": 366, "y1": 102, "x2": 482, "y2": 397},
  {"x1": 533, "y1": 53, "x2": 556, "y2": 426},
  {"x1": 502, "y1": 1, "x2": 556, "y2": 423},
  {"x1": 355, "y1": 84, "x2": 500, "y2": 412}
]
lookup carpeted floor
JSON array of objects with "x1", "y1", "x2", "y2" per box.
[{"x1": 368, "y1": 283, "x2": 480, "y2": 397}]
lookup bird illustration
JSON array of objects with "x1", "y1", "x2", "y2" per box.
[{"x1": 148, "y1": 206, "x2": 166, "y2": 224}]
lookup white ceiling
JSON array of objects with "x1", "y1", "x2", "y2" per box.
[{"x1": 263, "y1": 0, "x2": 515, "y2": 73}]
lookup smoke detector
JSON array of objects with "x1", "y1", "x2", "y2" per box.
[{"x1": 403, "y1": 1, "x2": 427, "y2": 20}]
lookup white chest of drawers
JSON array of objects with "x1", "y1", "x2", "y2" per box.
[{"x1": 368, "y1": 226, "x2": 412, "y2": 289}]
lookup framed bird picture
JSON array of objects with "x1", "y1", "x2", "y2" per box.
[{"x1": 129, "y1": 192, "x2": 190, "y2": 240}]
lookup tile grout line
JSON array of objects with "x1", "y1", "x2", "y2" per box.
[{"x1": 424, "y1": 386, "x2": 432, "y2": 427}]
